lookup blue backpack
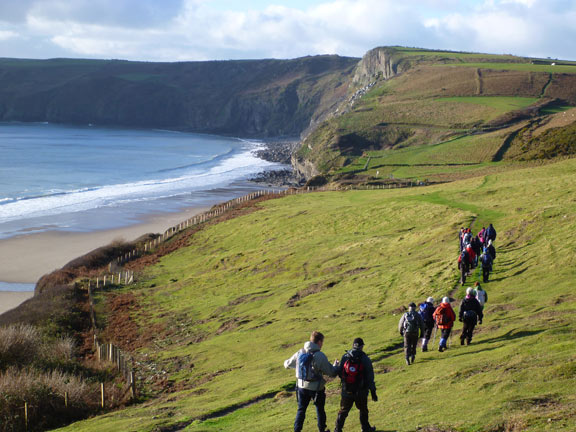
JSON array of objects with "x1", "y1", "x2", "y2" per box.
[
  {"x1": 419, "y1": 302, "x2": 434, "y2": 322},
  {"x1": 297, "y1": 350, "x2": 320, "y2": 382}
]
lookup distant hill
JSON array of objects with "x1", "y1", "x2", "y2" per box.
[
  {"x1": 294, "y1": 46, "x2": 576, "y2": 180},
  {"x1": 0, "y1": 55, "x2": 358, "y2": 137}
]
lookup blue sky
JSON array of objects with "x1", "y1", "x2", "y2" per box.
[{"x1": 0, "y1": 0, "x2": 575, "y2": 62}]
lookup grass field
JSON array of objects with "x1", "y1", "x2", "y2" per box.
[
  {"x1": 56, "y1": 157, "x2": 576, "y2": 432},
  {"x1": 442, "y1": 62, "x2": 576, "y2": 74},
  {"x1": 435, "y1": 96, "x2": 540, "y2": 114}
]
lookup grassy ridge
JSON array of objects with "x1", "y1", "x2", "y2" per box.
[{"x1": 57, "y1": 158, "x2": 576, "y2": 432}]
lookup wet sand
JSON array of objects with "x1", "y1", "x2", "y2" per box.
[{"x1": 0, "y1": 205, "x2": 209, "y2": 284}]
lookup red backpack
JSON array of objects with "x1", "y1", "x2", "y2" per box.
[{"x1": 342, "y1": 353, "x2": 364, "y2": 394}]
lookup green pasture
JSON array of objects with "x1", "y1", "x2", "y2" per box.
[
  {"x1": 57, "y1": 158, "x2": 576, "y2": 432},
  {"x1": 442, "y1": 62, "x2": 576, "y2": 74},
  {"x1": 435, "y1": 96, "x2": 539, "y2": 114}
]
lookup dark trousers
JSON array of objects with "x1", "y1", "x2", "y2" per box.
[
  {"x1": 482, "y1": 266, "x2": 490, "y2": 282},
  {"x1": 294, "y1": 388, "x2": 326, "y2": 432},
  {"x1": 423, "y1": 323, "x2": 434, "y2": 340},
  {"x1": 460, "y1": 320, "x2": 476, "y2": 343},
  {"x1": 403, "y1": 332, "x2": 418, "y2": 358},
  {"x1": 439, "y1": 328, "x2": 452, "y2": 348},
  {"x1": 335, "y1": 392, "x2": 371, "y2": 432}
]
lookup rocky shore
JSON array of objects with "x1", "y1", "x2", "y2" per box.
[{"x1": 250, "y1": 139, "x2": 305, "y2": 187}]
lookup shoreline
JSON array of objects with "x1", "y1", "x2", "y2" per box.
[{"x1": 0, "y1": 205, "x2": 210, "y2": 284}]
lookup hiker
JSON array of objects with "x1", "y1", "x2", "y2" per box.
[
  {"x1": 334, "y1": 338, "x2": 377, "y2": 432},
  {"x1": 459, "y1": 288, "x2": 483, "y2": 345},
  {"x1": 487, "y1": 240, "x2": 496, "y2": 262},
  {"x1": 284, "y1": 331, "x2": 339, "y2": 432},
  {"x1": 458, "y1": 227, "x2": 465, "y2": 250},
  {"x1": 466, "y1": 243, "x2": 476, "y2": 269},
  {"x1": 478, "y1": 227, "x2": 486, "y2": 245},
  {"x1": 398, "y1": 302, "x2": 425, "y2": 364},
  {"x1": 433, "y1": 297, "x2": 456, "y2": 352},
  {"x1": 471, "y1": 235, "x2": 482, "y2": 266},
  {"x1": 463, "y1": 228, "x2": 472, "y2": 246},
  {"x1": 481, "y1": 247, "x2": 493, "y2": 282},
  {"x1": 418, "y1": 297, "x2": 436, "y2": 352},
  {"x1": 475, "y1": 282, "x2": 488, "y2": 311},
  {"x1": 458, "y1": 248, "x2": 470, "y2": 285},
  {"x1": 486, "y1": 223, "x2": 497, "y2": 243}
]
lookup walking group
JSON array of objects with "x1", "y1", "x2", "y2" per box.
[
  {"x1": 458, "y1": 224, "x2": 496, "y2": 285},
  {"x1": 283, "y1": 224, "x2": 496, "y2": 431},
  {"x1": 284, "y1": 332, "x2": 377, "y2": 432},
  {"x1": 398, "y1": 281, "x2": 488, "y2": 364}
]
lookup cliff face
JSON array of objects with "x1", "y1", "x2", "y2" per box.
[
  {"x1": 351, "y1": 46, "x2": 406, "y2": 86},
  {"x1": 0, "y1": 56, "x2": 359, "y2": 137}
]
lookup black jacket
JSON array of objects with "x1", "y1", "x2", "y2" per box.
[
  {"x1": 337, "y1": 349, "x2": 376, "y2": 394},
  {"x1": 459, "y1": 296, "x2": 484, "y2": 322}
]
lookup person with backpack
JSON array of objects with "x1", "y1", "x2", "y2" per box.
[
  {"x1": 433, "y1": 297, "x2": 456, "y2": 352},
  {"x1": 458, "y1": 248, "x2": 470, "y2": 285},
  {"x1": 398, "y1": 302, "x2": 425, "y2": 364},
  {"x1": 334, "y1": 338, "x2": 377, "y2": 432},
  {"x1": 459, "y1": 287, "x2": 484, "y2": 345},
  {"x1": 478, "y1": 227, "x2": 486, "y2": 245},
  {"x1": 481, "y1": 247, "x2": 493, "y2": 282},
  {"x1": 418, "y1": 297, "x2": 435, "y2": 352},
  {"x1": 475, "y1": 282, "x2": 488, "y2": 311},
  {"x1": 284, "y1": 331, "x2": 339, "y2": 432},
  {"x1": 486, "y1": 223, "x2": 497, "y2": 243},
  {"x1": 487, "y1": 239, "x2": 496, "y2": 262}
]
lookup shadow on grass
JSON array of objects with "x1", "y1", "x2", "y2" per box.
[
  {"x1": 476, "y1": 329, "x2": 544, "y2": 345},
  {"x1": 371, "y1": 342, "x2": 405, "y2": 362}
]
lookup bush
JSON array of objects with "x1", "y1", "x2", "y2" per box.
[
  {"x1": 0, "y1": 324, "x2": 74, "y2": 370},
  {"x1": 0, "y1": 367, "x2": 96, "y2": 431}
]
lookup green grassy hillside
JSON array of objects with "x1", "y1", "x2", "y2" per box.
[
  {"x1": 57, "y1": 157, "x2": 576, "y2": 432},
  {"x1": 297, "y1": 47, "x2": 576, "y2": 180}
]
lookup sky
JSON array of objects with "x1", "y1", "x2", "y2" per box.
[{"x1": 0, "y1": 0, "x2": 575, "y2": 62}]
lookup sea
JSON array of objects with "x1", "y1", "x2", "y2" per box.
[{"x1": 0, "y1": 123, "x2": 283, "y2": 290}]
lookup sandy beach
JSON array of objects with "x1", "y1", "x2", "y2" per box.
[{"x1": 0, "y1": 205, "x2": 209, "y2": 285}]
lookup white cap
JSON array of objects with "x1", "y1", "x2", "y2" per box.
[
  {"x1": 466, "y1": 287, "x2": 474, "y2": 295},
  {"x1": 442, "y1": 297, "x2": 450, "y2": 304},
  {"x1": 427, "y1": 297, "x2": 434, "y2": 303}
]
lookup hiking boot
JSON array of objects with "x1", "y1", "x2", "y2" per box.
[
  {"x1": 467, "y1": 339, "x2": 472, "y2": 345},
  {"x1": 460, "y1": 338, "x2": 465, "y2": 345},
  {"x1": 438, "y1": 346, "x2": 444, "y2": 352},
  {"x1": 422, "y1": 345, "x2": 428, "y2": 352},
  {"x1": 410, "y1": 355, "x2": 415, "y2": 364},
  {"x1": 405, "y1": 357, "x2": 411, "y2": 365}
]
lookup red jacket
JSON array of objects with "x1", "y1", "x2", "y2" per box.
[{"x1": 433, "y1": 303, "x2": 456, "y2": 329}]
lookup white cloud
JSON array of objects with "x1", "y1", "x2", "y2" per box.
[
  {"x1": 2, "y1": 0, "x2": 576, "y2": 61},
  {"x1": 0, "y1": 30, "x2": 18, "y2": 41}
]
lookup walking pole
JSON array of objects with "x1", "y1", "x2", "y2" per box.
[
  {"x1": 449, "y1": 329, "x2": 453, "y2": 348},
  {"x1": 432, "y1": 324, "x2": 438, "y2": 346}
]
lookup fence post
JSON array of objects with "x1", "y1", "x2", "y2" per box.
[
  {"x1": 24, "y1": 401, "x2": 28, "y2": 432},
  {"x1": 101, "y1": 382, "x2": 105, "y2": 408},
  {"x1": 130, "y1": 371, "x2": 136, "y2": 398},
  {"x1": 65, "y1": 391, "x2": 68, "y2": 408}
]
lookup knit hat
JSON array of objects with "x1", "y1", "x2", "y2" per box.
[
  {"x1": 353, "y1": 337, "x2": 364, "y2": 348},
  {"x1": 442, "y1": 297, "x2": 450, "y2": 304},
  {"x1": 408, "y1": 302, "x2": 416, "y2": 309},
  {"x1": 427, "y1": 297, "x2": 434, "y2": 303}
]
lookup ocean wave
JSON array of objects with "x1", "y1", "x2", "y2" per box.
[
  {"x1": 154, "y1": 148, "x2": 236, "y2": 174},
  {"x1": 0, "y1": 146, "x2": 277, "y2": 225}
]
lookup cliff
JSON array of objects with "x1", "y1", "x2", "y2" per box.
[{"x1": 0, "y1": 55, "x2": 359, "y2": 137}]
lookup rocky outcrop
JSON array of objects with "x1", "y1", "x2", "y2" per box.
[
  {"x1": 291, "y1": 154, "x2": 321, "y2": 179},
  {"x1": 352, "y1": 47, "x2": 406, "y2": 87}
]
